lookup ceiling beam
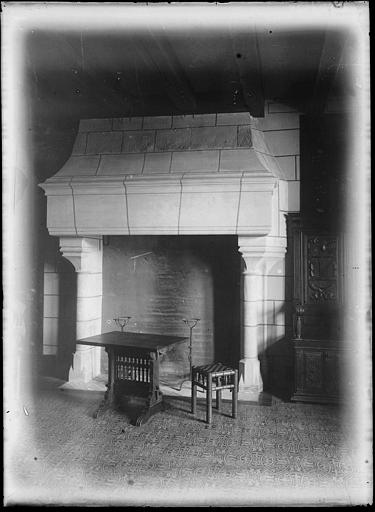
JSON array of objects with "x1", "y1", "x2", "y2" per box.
[
  {"x1": 308, "y1": 30, "x2": 347, "y2": 115},
  {"x1": 230, "y1": 31, "x2": 265, "y2": 117}
]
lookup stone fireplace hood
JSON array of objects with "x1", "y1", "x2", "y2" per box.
[{"x1": 39, "y1": 112, "x2": 286, "y2": 237}]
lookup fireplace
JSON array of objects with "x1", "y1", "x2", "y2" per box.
[{"x1": 40, "y1": 107, "x2": 300, "y2": 400}]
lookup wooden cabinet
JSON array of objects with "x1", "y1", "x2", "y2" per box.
[
  {"x1": 292, "y1": 339, "x2": 343, "y2": 403},
  {"x1": 289, "y1": 214, "x2": 344, "y2": 403}
]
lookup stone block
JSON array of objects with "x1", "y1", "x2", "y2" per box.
[
  {"x1": 77, "y1": 296, "x2": 103, "y2": 322},
  {"x1": 216, "y1": 112, "x2": 252, "y2": 125},
  {"x1": 113, "y1": 117, "x2": 143, "y2": 131},
  {"x1": 122, "y1": 130, "x2": 155, "y2": 153},
  {"x1": 143, "y1": 152, "x2": 172, "y2": 174},
  {"x1": 179, "y1": 188, "x2": 239, "y2": 233},
  {"x1": 242, "y1": 324, "x2": 263, "y2": 346},
  {"x1": 76, "y1": 318, "x2": 102, "y2": 340},
  {"x1": 127, "y1": 189, "x2": 180, "y2": 234},
  {"x1": 155, "y1": 128, "x2": 191, "y2": 151},
  {"x1": 268, "y1": 257, "x2": 286, "y2": 277},
  {"x1": 172, "y1": 114, "x2": 216, "y2": 128},
  {"x1": 219, "y1": 149, "x2": 265, "y2": 172},
  {"x1": 74, "y1": 194, "x2": 128, "y2": 231},
  {"x1": 265, "y1": 130, "x2": 300, "y2": 156},
  {"x1": 264, "y1": 300, "x2": 275, "y2": 324},
  {"x1": 47, "y1": 195, "x2": 75, "y2": 232},
  {"x1": 256, "y1": 152, "x2": 281, "y2": 177},
  {"x1": 296, "y1": 155, "x2": 300, "y2": 180},
  {"x1": 258, "y1": 112, "x2": 300, "y2": 131},
  {"x1": 251, "y1": 129, "x2": 270, "y2": 154},
  {"x1": 77, "y1": 273, "x2": 102, "y2": 298},
  {"x1": 276, "y1": 324, "x2": 286, "y2": 340},
  {"x1": 274, "y1": 300, "x2": 286, "y2": 326},
  {"x1": 275, "y1": 156, "x2": 296, "y2": 181},
  {"x1": 278, "y1": 180, "x2": 289, "y2": 212},
  {"x1": 86, "y1": 131, "x2": 122, "y2": 154},
  {"x1": 242, "y1": 274, "x2": 263, "y2": 302},
  {"x1": 43, "y1": 317, "x2": 59, "y2": 345},
  {"x1": 143, "y1": 116, "x2": 172, "y2": 130},
  {"x1": 171, "y1": 150, "x2": 219, "y2": 173},
  {"x1": 266, "y1": 275, "x2": 285, "y2": 301},
  {"x1": 190, "y1": 126, "x2": 237, "y2": 150},
  {"x1": 79, "y1": 118, "x2": 112, "y2": 132},
  {"x1": 265, "y1": 324, "x2": 286, "y2": 343},
  {"x1": 57, "y1": 156, "x2": 100, "y2": 176},
  {"x1": 72, "y1": 133, "x2": 87, "y2": 155},
  {"x1": 237, "y1": 191, "x2": 273, "y2": 235},
  {"x1": 44, "y1": 273, "x2": 59, "y2": 295},
  {"x1": 242, "y1": 301, "x2": 261, "y2": 326},
  {"x1": 287, "y1": 181, "x2": 300, "y2": 212},
  {"x1": 98, "y1": 154, "x2": 144, "y2": 175},
  {"x1": 269, "y1": 186, "x2": 279, "y2": 237},
  {"x1": 43, "y1": 295, "x2": 59, "y2": 318},
  {"x1": 237, "y1": 125, "x2": 252, "y2": 147}
]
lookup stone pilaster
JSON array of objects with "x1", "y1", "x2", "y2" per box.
[
  {"x1": 238, "y1": 236, "x2": 286, "y2": 401},
  {"x1": 59, "y1": 236, "x2": 103, "y2": 387}
]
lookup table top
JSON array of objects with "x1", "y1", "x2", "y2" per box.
[{"x1": 77, "y1": 330, "x2": 188, "y2": 351}]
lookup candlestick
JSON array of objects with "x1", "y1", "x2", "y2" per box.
[{"x1": 114, "y1": 316, "x2": 132, "y2": 332}]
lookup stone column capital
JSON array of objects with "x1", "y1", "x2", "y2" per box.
[
  {"x1": 238, "y1": 235, "x2": 286, "y2": 275},
  {"x1": 59, "y1": 236, "x2": 103, "y2": 273}
]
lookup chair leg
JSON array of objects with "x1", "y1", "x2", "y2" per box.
[
  {"x1": 192, "y1": 381, "x2": 197, "y2": 415},
  {"x1": 232, "y1": 369, "x2": 238, "y2": 419},
  {"x1": 206, "y1": 374, "x2": 212, "y2": 424},
  {"x1": 216, "y1": 389, "x2": 222, "y2": 412}
]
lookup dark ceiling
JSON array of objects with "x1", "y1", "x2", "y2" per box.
[{"x1": 26, "y1": 24, "x2": 354, "y2": 124}]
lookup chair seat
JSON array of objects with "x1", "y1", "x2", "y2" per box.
[{"x1": 193, "y1": 362, "x2": 235, "y2": 377}]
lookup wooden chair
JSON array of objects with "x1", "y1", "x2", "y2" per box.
[{"x1": 191, "y1": 363, "x2": 238, "y2": 424}]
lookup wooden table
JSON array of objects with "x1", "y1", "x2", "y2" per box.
[{"x1": 77, "y1": 331, "x2": 188, "y2": 426}]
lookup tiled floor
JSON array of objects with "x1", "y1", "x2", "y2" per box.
[{"x1": 4, "y1": 377, "x2": 371, "y2": 507}]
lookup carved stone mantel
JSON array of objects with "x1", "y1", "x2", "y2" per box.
[{"x1": 40, "y1": 172, "x2": 277, "y2": 237}]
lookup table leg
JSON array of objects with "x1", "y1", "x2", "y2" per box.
[
  {"x1": 207, "y1": 374, "x2": 212, "y2": 424},
  {"x1": 192, "y1": 381, "x2": 197, "y2": 415},
  {"x1": 132, "y1": 400, "x2": 164, "y2": 426},
  {"x1": 216, "y1": 389, "x2": 222, "y2": 412},
  {"x1": 232, "y1": 369, "x2": 238, "y2": 419},
  {"x1": 93, "y1": 346, "x2": 115, "y2": 419}
]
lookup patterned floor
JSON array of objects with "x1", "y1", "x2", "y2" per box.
[{"x1": 5, "y1": 378, "x2": 371, "y2": 506}]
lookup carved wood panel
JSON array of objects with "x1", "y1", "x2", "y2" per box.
[
  {"x1": 288, "y1": 214, "x2": 344, "y2": 404},
  {"x1": 303, "y1": 350, "x2": 324, "y2": 392},
  {"x1": 304, "y1": 235, "x2": 339, "y2": 303}
]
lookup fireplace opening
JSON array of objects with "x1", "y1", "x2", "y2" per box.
[{"x1": 101, "y1": 235, "x2": 241, "y2": 388}]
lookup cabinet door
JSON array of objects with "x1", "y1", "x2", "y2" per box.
[{"x1": 303, "y1": 349, "x2": 324, "y2": 394}]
